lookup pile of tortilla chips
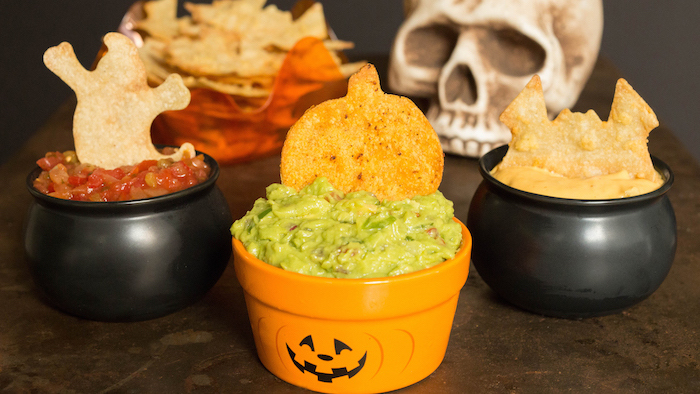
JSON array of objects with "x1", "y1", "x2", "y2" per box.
[
  {"x1": 127, "y1": 0, "x2": 365, "y2": 164},
  {"x1": 135, "y1": 0, "x2": 362, "y2": 101}
]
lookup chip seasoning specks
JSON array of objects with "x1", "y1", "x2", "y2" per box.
[
  {"x1": 280, "y1": 64, "x2": 444, "y2": 201},
  {"x1": 43, "y1": 32, "x2": 195, "y2": 169}
]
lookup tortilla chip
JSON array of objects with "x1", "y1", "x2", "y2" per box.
[
  {"x1": 498, "y1": 75, "x2": 659, "y2": 181},
  {"x1": 134, "y1": 0, "x2": 360, "y2": 96},
  {"x1": 280, "y1": 64, "x2": 444, "y2": 201},
  {"x1": 135, "y1": 0, "x2": 179, "y2": 42},
  {"x1": 43, "y1": 32, "x2": 195, "y2": 169}
]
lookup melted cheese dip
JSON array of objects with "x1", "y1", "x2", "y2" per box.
[{"x1": 491, "y1": 165, "x2": 664, "y2": 200}]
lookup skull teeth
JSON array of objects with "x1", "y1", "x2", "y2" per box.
[
  {"x1": 438, "y1": 136, "x2": 495, "y2": 158},
  {"x1": 428, "y1": 105, "x2": 510, "y2": 158}
]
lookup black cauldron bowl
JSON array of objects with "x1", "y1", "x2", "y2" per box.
[
  {"x1": 23, "y1": 150, "x2": 233, "y2": 322},
  {"x1": 467, "y1": 145, "x2": 676, "y2": 319}
]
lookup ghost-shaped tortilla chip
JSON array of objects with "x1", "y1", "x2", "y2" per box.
[{"x1": 43, "y1": 32, "x2": 195, "y2": 169}]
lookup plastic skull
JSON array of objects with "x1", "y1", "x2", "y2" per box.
[{"x1": 389, "y1": 0, "x2": 603, "y2": 157}]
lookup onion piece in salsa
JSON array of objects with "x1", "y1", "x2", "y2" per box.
[{"x1": 33, "y1": 149, "x2": 211, "y2": 201}]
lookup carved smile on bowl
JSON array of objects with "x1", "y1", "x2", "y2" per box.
[{"x1": 286, "y1": 335, "x2": 367, "y2": 383}]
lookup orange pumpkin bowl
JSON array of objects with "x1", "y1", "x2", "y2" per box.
[{"x1": 232, "y1": 219, "x2": 472, "y2": 393}]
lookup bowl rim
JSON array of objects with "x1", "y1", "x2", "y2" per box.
[
  {"x1": 478, "y1": 144, "x2": 674, "y2": 206},
  {"x1": 233, "y1": 218, "x2": 472, "y2": 286},
  {"x1": 232, "y1": 219, "x2": 472, "y2": 319},
  {"x1": 25, "y1": 147, "x2": 220, "y2": 209}
]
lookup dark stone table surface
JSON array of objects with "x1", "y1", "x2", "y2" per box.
[{"x1": 1, "y1": 58, "x2": 699, "y2": 393}]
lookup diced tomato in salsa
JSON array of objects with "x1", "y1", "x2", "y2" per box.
[{"x1": 32, "y1": 150, "x2": 211, "y2": 201}]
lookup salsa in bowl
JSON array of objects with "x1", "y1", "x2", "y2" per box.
[
  {"x1": 23, "y1": 149, "x2": 232, "y2": 321},
  {"x1": 32, "y1": 147, "x2": 211, "y2": 201}
]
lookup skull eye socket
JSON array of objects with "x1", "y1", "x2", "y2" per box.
[
  {"x1": 481, "y1": 28, "x2": 546, "y2": 76},
  {"x1": 404, "y1": 24, "x2": 459, "y2": 69}
]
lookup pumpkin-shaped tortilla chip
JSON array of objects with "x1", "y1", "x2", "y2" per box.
[{"x1": 280, "y1": 64, "x2": 444, "y2": 201}]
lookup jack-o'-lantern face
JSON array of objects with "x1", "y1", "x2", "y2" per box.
[
  {"x1": 269, "y1": 323, "x2": 414, "y2": 386},
  {"x1": 286, "y1": 335, "x2": 367, "y2": 382}
]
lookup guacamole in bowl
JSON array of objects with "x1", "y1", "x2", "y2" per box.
[{"x1": 231, "y1": 177, "x2": 462, "y2": 278}]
